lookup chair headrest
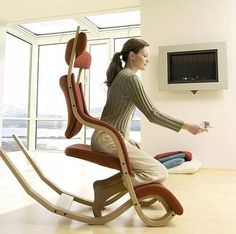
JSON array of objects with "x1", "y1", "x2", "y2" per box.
[
  {"x1": 74, "y1": 51, "x2": 92, "y2": 69},
  {"x1": 65, "y1": 32, "x2": 87, "y2": 65}
]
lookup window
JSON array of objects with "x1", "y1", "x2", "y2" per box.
[
  {"x1": 37, "y1": 44, "x2": 68, "y2": 119},
  {"x1": 85, "y1": 43, "x2": 109, "y2": 144},
  {"x1": 89, "y1": 43, "x2": 108, "y2": 117},
  {"x1": 86, "y1": 11, "x2": 140, "y2": 30},
  {"x1": 3, "y1": 12, "x2": 140, "y2": 152},
  {"x1": 2, "y1": 120, "x2": 28, "y2": 151},
  {"x1": 17, "y1": 11, "x2": 140, "y2": 36},
  {"x1": 36, "y1": 43, "x2": 82, "y2": 150},
  {"x1": 18, "y1": 19, "x2": 82, "y2": 36},
  {"x1": 2, "y1": 33, "x2": 31, "y2": 151}
]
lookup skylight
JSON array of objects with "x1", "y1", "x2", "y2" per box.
[
  {"x1": 18, "y1": 19, "x2": 82, "y2": 36},
  {"x1": 86, "y1": 10, "x2": 140, "y2": 29},
  {"x1": 17, "y1": 11, "x2": 140, "y2": 36}
]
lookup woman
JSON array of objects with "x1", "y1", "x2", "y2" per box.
[{"x1": 91, "y1": 38, "x2": 206, "y2": 188}]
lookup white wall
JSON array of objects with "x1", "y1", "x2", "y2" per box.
[
  {"x1": 140, "y1": 0, "x2": 236, "y2": 168},
  {"x1": 0, "y1": 22, "x2": 6, "y2": 144}
]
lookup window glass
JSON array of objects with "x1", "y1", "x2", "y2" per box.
[
  {"x1": 36, "y1": 43, "x2": 80, "y2": 150},
  {"x1": 37, "y1": 43, "x2": 68, "y2": 119},
  {"x1": 85, "y1": 43, "x2": 108, "y2": 144},
  {"x1": 2, "y1": 120, "x2": 28, "y2": 151},
  {"x1": 19, "y1": 19, "x2": 81, "y2": 36},
  {"x1": 89, "y1": 43, "x2": 108, "y2": 117},
  {"x1": 3, "y1": 33, "x2": 31, "y2": 118},
  {"x1": 114, "y1": 37, "x2": 131, "y2": 52},
  {"x1": 36, "y1": 120, "x2": 82, "y2": 150},
  {"x1": 129, "y1": 113, "x2": 141, "y2": 142},
  {"x1": 86, "y1": 11, "x2": 140, "y2": 29},
  {"x1": 2, "y1": 34, "x2": 31, "y2": 151}
]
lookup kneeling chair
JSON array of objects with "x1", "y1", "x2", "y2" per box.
[{"x1": 0, "y1": 27, "x2": 183, "y2": 226}]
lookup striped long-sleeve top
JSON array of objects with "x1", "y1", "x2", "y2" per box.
[{"x1": 101, "y1": 68, "x2": 184, "y2": 138}]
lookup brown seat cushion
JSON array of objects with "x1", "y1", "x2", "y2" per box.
[
  {"x1": 65, "y1": 144, "x2": 121, "y2": 171},
  {"x1": 135, "y1": 183, "x2": 184, "y2": 215}
]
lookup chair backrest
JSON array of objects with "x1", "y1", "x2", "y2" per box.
[
  {"x1": 60, "y1": 30, "x2": 132, "y2": 175},
  {"x1": 60, "y1": 31, "x2": 91, "y2": 139},
  {"x1": 59, "y1": 74, "x2": 83, "y2": 139},
  {"x1": 60, "y1": 73, "x2": 132, "y2": 175}
]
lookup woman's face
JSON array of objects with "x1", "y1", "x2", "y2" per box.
[{"x1": 132, "y1": 46, "x2": 150, "y2": 71}]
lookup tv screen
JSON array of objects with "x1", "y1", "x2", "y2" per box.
[{"x1": 167, "y1": 49, "x2": 218, "y2": 84}]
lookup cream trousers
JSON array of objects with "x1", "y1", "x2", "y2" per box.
[{"x1": 91, "y1": 130, "x2": 168, "y2": 187}]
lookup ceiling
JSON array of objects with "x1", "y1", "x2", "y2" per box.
[{"x1": 0, "y1": 0, "x2": 140, "y2": 24}]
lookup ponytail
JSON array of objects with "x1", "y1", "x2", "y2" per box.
[{"x1": 105, "y1": 52, "x2": 123, "y2": 87}]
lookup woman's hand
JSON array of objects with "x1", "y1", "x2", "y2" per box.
[{"x1": 182, "y1": 122, "x2": 208, "y2": 135}]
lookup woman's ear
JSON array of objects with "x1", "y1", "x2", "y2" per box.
[{"x1": 128, "y1": 51, "x2": 135, "y2": 59}]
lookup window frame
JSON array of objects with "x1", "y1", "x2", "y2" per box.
[
  {"x1": 2, "y1": 25, "x2": 140, "y2": 151},
  {"x1": 1, "y1": 32, "x2": 32, "y2": 151}
]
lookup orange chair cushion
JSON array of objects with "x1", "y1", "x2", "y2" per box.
[
  {"x1": 135, "y1": 183, "x2": 184, "y2": 215},
  {"x1": 65, "y1": 144, "x2": 121, "y2": 171},
  {"x1": 74, "y1": 51, "x2": 92, "y2": 69},
  {"x1": 65, "y1": 32, "x2": 87, "y2": 65},
  {"x1": 59, "y1": 74, "x2": 83, "y2": 139}
]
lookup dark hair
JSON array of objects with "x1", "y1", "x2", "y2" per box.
[{"x1": 105, "y1": 38, "x2": 149, "y2": 87}]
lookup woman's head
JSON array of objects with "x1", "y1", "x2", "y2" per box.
[
  {"x1": 120, "y1": 38, "x2": 149, "y2": 65},
  {"x1": 105, "y1": 38, "x2": 149, "y2": 87}
]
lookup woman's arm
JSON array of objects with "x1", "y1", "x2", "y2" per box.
[
  {"x1": 124, "y1": 75, "x2": 184, "y2": 132},
  {"x1": 124, "y1": 75, "x2": 207, "y2": 135}
]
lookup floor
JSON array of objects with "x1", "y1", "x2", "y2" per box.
[{"x1": 0, "y1": 151, "x2": 236, "y2": 234}]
